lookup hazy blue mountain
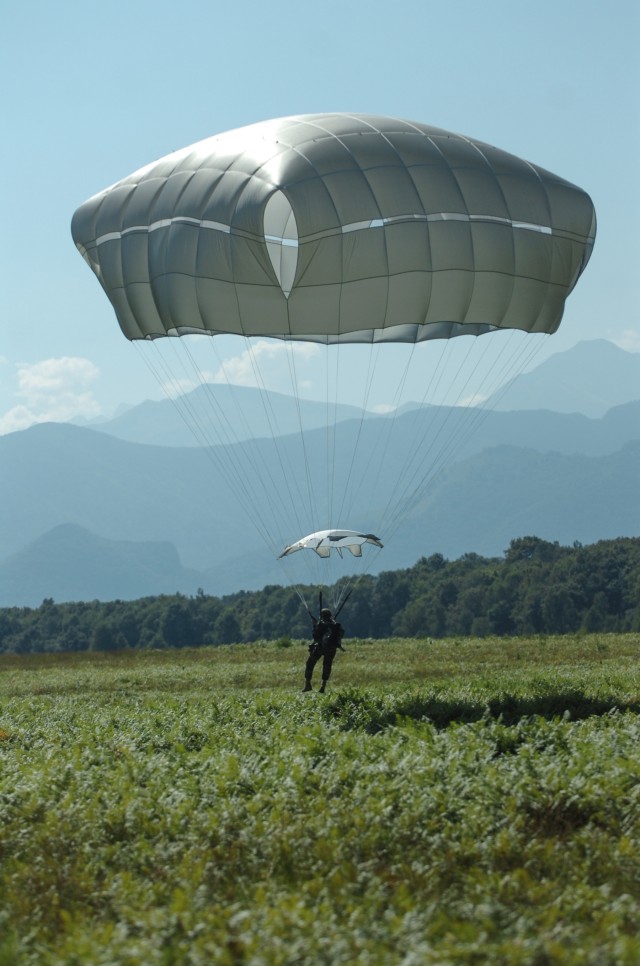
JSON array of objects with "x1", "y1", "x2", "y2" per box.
[
  {"x1": 386, "y1": 440, "x2": 640, "y2": 570},
  {"x1": 0, "y1": 524, "x2": 204, "y2": 607},
  {"x1": 378, "y1": 399, "x2": 640, "y2": 462},
  {"x1": 90, "y1": 341, "x2": 640, "y2": 447},
  {"x1": 0, "y1": 416, "x2": 638, "y2": 604},
  {"x1": 94, "y1": 383, "x2": 376, "y2": 447},
  {"x1": 3, "y1": 401, "x2": 638, "y2": 563},
  {"x1": 1, "y1": 442, "x2": 637, "y2": 605},
  {"x1": 0, "y1": 422, "x2": 239, "y2": 570},
  {"x1": 488, "y1": 340, "x2": 640, "y2": 416}
]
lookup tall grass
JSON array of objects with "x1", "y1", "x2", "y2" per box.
[{"x1": 1, "y1": 635, "x2": 639, "y2": 964}]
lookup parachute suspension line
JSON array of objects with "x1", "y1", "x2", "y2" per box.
[
  {"x1": 281, "y1": 565, "x2": 323, "y2": 617},
  {"x1": 429, "y1": 329, "x2": 544, "y2": 467},
  {"x1": 174, "y1": 337, "x2": 299, "y2": 554},
  {"x1": 288, "y1": 578, "x2": 315, "y2": 617},
  {"x1": 427, "y1": 329, "x2": 551, "y2": 474},
  {"x1": 326, "y1": 337, "x2": 361, "y2": 534},
  {"x1": 326, "y1": 339, "x2": 340, "y2": 533},
  {"x1": 135, "y1": 338, "x2": 249, "y2": 455},
  {"x1": 341, "y1": 337, "x2": 449, "y2": 540},
  {"x1": 281, "y1": 340, "x2": 322, "y2": 535},
  {"x1": 283, "y1": 338, "x2": 382, "y2": 597},
  {"x1": 325, "y1": 341, "x2": 341, "y2": 538},
  {"x1": 132, "y1": 342, "x2": 212, "y2": 447},
  {"x1": 277, "y1": 540, "x2": 384, "y2": 623},
  {"x1": 230, "y1": 336, "x2": 314, "y2": 549},
  {"x1": 333, "y1": 339, "x2": 396, "y2": 531},
  {"x1": 346, "y1": 339, "x2": 429, "y2": 532},
  {"x1": 329, "y1": 543, "x2": 384, "y2": 614},
  {"x1": 268, "y1": 352, "x2": 348, "y2": 573},
  {"x1": 323, "y1": 341, "x2": 332, "y2": 530},
  {"x1": 378, "y1": 338, "x2": 452, "y2": 509},
  {"x1": 382, "y1": 333, "x2": 508, "y2": 537},
  {"x1": 417, "y1": 336, "x2": 458, "y2": 407},
  {"x1": 269, "y1": 559, "x2": 321, "y2": 625},
  {"x1": 132, "y1": 341, "x2": 275, "y2": 553},
  {"x1": 452, "y1": 330, "x2": 550, "y2": 431},
  {"x1": 143, "y1": 340, "x2": 281, "y2": 553},
  {"x1": 382, "y1": 331, "x2": 552, "y2": 543},
  {"x1": 380, "y1": 334, "x2": 509, "y2": 539},
  {"x1": 392, "y1": 332, "x2": 498, "y2": 502},
  {"x1": 408, "y1": 333, "x2": 517, "y2": 480},
  {"x1": 333, "y1": 344, "x2": 387, "y2": 529}
]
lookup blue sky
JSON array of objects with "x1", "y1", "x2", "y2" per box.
[{"x1": 1, "y1": 0, "x2": 638, "y2": 432}]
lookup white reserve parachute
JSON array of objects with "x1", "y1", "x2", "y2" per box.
[{"x1": 279, "y1": 530, "x2": 384, "y2": 559}]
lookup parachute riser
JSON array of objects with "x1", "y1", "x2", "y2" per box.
[{"x1": 334, "y1": 588, "x2": 352, "y2": 620}]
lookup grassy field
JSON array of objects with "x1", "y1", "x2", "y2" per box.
[{"x1": 1, "y1": 634, "x2": 639, "y2": 965}]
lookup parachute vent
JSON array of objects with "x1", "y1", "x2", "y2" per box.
[{"x1": 264, "y1": 190, "x2": 298, "y2": 298}]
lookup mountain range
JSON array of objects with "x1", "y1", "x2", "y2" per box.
[
  {"x1": 1, "y1": 340, "x2": 638, "y2": 607},
  {"x1": 89, "y1": 339, "x2": 640, "y2": 447},
  {"x1": 91, "y1": 385, "x2": 378, "y2": 447},
  {"x1": 488, "y1": 339, "x2": 640, "y2": 416}
]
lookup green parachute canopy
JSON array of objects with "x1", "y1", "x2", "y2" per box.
[
  {"x1": 71, "y1": 114, "x2": 596, "y2": 604},
  {"x1": 71, "y1": 113, "x2": 596, "y2": 346}
]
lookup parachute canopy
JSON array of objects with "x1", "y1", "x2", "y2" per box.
[
  {"x1": 71, "y1": 113, "x2": 596, "y2": 346},
  {"x1": 71, "y1": 114, "x2": 597, "y2": 601},
  {"x1": 279, "y1": 530, "x2": 384, "y2": 559}
]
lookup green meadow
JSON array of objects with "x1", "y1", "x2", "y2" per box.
[{"x1": 1, "y1": 634, "x2": 639, "y2": 964}]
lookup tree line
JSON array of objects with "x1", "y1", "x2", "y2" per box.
[{"x1": 0, "y1": 536, "x2": 638, "y2": 655}]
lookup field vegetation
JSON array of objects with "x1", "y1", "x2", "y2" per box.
[{"x1": 1, "y1": 633, "x2": 639, "y2": 964}]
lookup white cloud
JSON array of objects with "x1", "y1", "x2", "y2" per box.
[
  {"x1": 212, "y1": 340, "x2": 320, "y2": 390},
  {"x1": 159, "y1": 374, "x2": 216, "y2": 398},
  {"x1": 613, "y1": 328, "x2": 640, "y2": 352},
  {"x1": 0, "y1": 357, "x2": 101, "y2": 434},
  {"x1": 371, "y1": 403, "x2": 396, "y2": 414},
  {"x1": 458, "y1": 393, "x2": 489, "y2": 408},
  {"x1": 17, "y1": 356, "x2": 99, "y2": 394}
]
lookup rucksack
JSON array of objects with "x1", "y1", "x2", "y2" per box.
[{"x1": 315, "y1": 618, "x2": 341, "y2": 648}]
